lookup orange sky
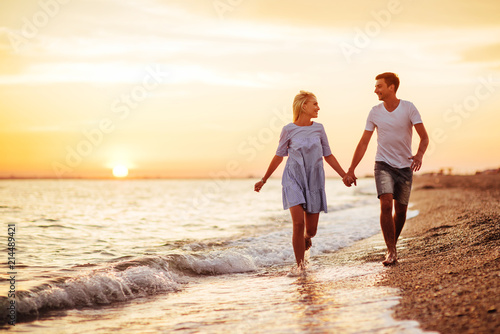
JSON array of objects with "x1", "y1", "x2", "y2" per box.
[{"x1": 1, "y1": 0, "x2": 499, "y2": 178}]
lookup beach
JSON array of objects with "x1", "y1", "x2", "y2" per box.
[
  {"x1": 1, "y1": 176, "x2": 498, "y2": 333},
  {"x1": 2, "y1": 178, "x2": 426, "y2": 333},
  {"x1": 329, "y1": 174, "x2": 500, "y2": 333}
]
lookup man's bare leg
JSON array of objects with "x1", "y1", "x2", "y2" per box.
[
  {"x1": 394, "y1": 200, "x2": 408, "y2": 242},
  {"x1": 379, "y1": 194, "x2": 398, "y2": 265}
]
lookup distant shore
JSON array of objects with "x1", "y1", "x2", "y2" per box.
[
  {"x1": 331, "y1": 174, "x2": 499, "y2": 333},
  {"x1": 1, "y1": 168, "x2": 498, "y2": 180}
]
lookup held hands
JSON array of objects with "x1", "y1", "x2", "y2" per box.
[
  {"x1": 342, "y1": 170, "x2": 357, "y2": 187},
  {"x1": 257, "y1": 172, "x2": 356, "y2": 191}
]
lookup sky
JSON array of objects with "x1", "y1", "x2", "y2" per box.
[{"x1": 0, "y1": 0, "x2": 499, "y2": 179}]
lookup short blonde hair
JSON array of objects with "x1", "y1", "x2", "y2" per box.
[{"x1": 292, "y1": 90, "x2": 316, "y2": 122}]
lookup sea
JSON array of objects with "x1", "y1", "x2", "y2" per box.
[{"x1": 0, "y1": 178, "x2": 433, "y2": 333}]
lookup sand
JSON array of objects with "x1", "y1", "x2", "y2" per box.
[{"x1": 330, "y1": 174, "x2": 500, "y2": 334}]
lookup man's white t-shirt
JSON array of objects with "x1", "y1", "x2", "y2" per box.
[{"x1": 365, "y1": 100, "x2": 423, "y2": 169}]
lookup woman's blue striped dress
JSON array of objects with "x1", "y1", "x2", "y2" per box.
[{"x1": 275, "y1": 122, "x2": 332, "y2": 214}]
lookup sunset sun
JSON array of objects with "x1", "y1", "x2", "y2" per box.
[{"x1": 112, "y1": 165, "x2": 129, "y2": 178}]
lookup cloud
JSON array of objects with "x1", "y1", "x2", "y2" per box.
[
  {"x1": 1, "y1": 1, "x2": 499, "y2": 88},
  {"x1": 178, "y1": 0, "x2": 500, "y2": 28},
  {"x1": 462, "y1": 43, "x2": 500, "y2": 63},
  {"x1": 0, "y1": 0, "x2": 351, "y2": 86}
]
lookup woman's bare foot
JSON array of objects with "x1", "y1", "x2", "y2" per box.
[
  {"x1": 287, "y1": 261, "x2": 307, "y2": 277},
  {"x1": 382, "y1": 253, "x2": 398, "y2": 266},
  {"x1": 305, "y1": 237, "x2": 312, "y2": 251}
]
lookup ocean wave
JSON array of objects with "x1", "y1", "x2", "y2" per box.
[
  {"x1": 1, "y1": 260, "x2": 180, "y2": 324},
  {"x1": 168, "y1": 251, "x2": 258, "y2": 275},
  {"x1": 1, "y1": 232, "x2": 293, "y2": 324},
  {"x1": 1, "y1": 203, "x2": 408, "y2": 324},
  {"x1": 0, "y1": 246, "x2": 267, "y2": 324}
]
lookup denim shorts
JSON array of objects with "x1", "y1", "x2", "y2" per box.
[{"x1": 374, "y1": 161, "x2": 413, "y2": 205}]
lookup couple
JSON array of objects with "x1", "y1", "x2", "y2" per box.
[{"x1": 254, "y1": 72, "x2": 429, "y2": 270}]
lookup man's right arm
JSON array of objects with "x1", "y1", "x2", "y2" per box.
[{"x1": 346, "y1": 130, "x2": 374, "y2": 185}]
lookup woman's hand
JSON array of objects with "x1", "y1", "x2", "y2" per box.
[
  {"x1": 343, "y1": 171, "x2": 357, "y2": 187},
  {"x1": 254, "y1": 180, "x2": 265, "y2": 192}
]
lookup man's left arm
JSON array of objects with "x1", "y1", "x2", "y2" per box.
[{"x1": 409, "y1": 123, "x2": 429, "y2": 172}]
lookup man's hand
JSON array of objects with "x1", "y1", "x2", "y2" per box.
[
  {"x1": 343, "y1": 170, "x2": 357, "y2": 187},
  {"x1": 409, "y1": 154, "x2": 423, "y2": 172},
  {"x1": 343, "y1": 175, "x2": 354, "y2": 187}
]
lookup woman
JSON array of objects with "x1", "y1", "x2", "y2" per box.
[{"x1": 254, "y1": 91, "x2": 349, "y2": 272}]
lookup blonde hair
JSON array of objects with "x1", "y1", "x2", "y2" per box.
[{"x1": 292, "y1": 90, "x2": 316, "y2": 122}]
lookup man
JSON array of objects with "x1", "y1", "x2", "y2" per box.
[{"x1": 344, "y1": 72, "x2": 429, "y2": 266}]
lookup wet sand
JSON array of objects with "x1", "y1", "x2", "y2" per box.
[{"x1": 329, "y1": 174, "x2": 500, "y2": 333}]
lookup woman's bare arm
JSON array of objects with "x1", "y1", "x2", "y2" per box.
[{"x1": 254, "y1": 155, "x2": 284, "y2": 192}]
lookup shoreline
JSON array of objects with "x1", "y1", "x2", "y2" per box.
[{"x1": 329, "y1": 174, "x2": 499, "y2": 333}]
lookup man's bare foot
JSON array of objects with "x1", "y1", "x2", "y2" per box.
[
  {"x1": 382, "y1": 253, "x2": 398, "y2": 266},
  {"x1": 305, "y1": 237, "x2": 312, "y2": 251}
]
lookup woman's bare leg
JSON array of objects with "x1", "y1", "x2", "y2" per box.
[
  {"x1": 304, "y1": 211, "x2": 319, "y2": 250},
  {"x1": 290, "y1": 206, "x2": 320, "y2": 266},
  {"x1": 289, "y1": 205, "x2": 306, "y2": 267}
]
